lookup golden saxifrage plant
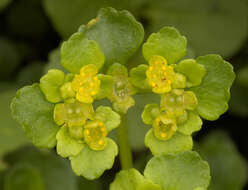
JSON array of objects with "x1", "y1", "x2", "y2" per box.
[{"x1": 11, "y1": 7, "x2": 235, "y2": 190}]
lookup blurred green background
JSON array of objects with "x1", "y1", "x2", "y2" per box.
[{"x1": 0, "y1": 0, "x2": 247, "y2": 189}]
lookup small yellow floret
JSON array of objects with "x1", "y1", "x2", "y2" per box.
[
  {"x1": 153, "y1": 114, "x2": 177, "y2": 141},
  {"x1": 71, "y1": 64, "x2": 100, "y2": 104},
  {"x1": 84, "y1": 120, "x2": 108, "y2": 151},
  {"x1": 146, "y1": 55, "x2": 175, "y2": 94}
]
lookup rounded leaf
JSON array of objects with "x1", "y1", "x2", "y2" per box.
[
  {"x1": 190, "y1": 55, "x2": 235, "y2": 120},
  {"x1": 145, "y1": 129, "x2": 193, "y2": 155},
  {"x1": 61, "y1": 32, "x2": 104, "y2": 73},
  {"x1": 84, "y1": 7, "x2": 144, "y2": 65},
  {"x1": 144, "y1": 151, "x2": 211, "y2": 190},
  {"x1": 11, "y1": 84, "x2": 59, "y2": 148},
  {"x1": 143, "y1": 26, "x2": 187, "y2": 65},
  {"x1": 69, "y1": 138, "x2": 118, "y2": 180},
  {"x1": 95, "y1": 74, "x2": 114, "y2": 100},
  {"x1": 110, "y1": 168, "x2": 162, "y2": 190},
  {"x1": 142, "y1": 104, "x2": 160, "y2": 125},
  {"x1": 94, "y1": 106, "x2": 121, "y2": 131},
  {"x1": 40, "y1": 69, "x2": 65, "y2": 103},
  {"x1": 129, "y1": 64, "x2": 151, "y2": 91},
  {"x1": 107, "y1": 63, "x2": 128, "y2": 77},
  {"x1": 56, "y1": 125, "x2": 84, "y2": 158},
  {"x1": 175, "y1": 59, "x2": 206, "y2": 87},
  {"x1": 177, "y1": 111, "x2": 202, "y2": 135}
]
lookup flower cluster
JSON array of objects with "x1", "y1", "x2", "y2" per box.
[
  {"x1": 10, "y1": 7, "x2": 234, "y2": 185},
  {"x1": 129, "y1": 26, "x2": 234, "y2": 156}
]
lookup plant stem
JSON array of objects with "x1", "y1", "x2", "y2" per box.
[{"x1": 117, "y1": 114, "x2": 133, "y2": 169}]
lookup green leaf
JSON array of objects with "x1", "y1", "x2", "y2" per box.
[
  {"x1": 0, "y1": 89, "x2": 29, "y2": 160},
  {"x1": 107, "y1": 63, "x2": 128, "y2": 77},
  {"x1": 142, "y1": 27, "x2": 187, "y2": 65},
  {"x1": 175, "y1": 59, "x2": 206, "y2": 87},
  {"x1": 96, "y1": 74, "x2": 114, "y2": 99},
  {"x1": 145, "y1": 129, "x2": 193, "y2": 155},
  {"x1": 11, "y1": 84, "x2": 59, "y2": 148},
  {"x1": 110, "y1": 168, "x2": 144, "y2": 190},
  {"x1": 112, "y1": 96, "x2": 135, "y2": 114},
  {"x1": 110, "y1": 168, "x2": 162, "y2": 190},
  {"x1": 190, "y1": 55, "x2": 235, "y2": 120},
  {"x1": 177, "y1": 111, "x2": 202, "y2": 135},
  {"x1": 137, "y1": 181, "x2": 162, "y2": 190},
  {"x1": 84, "y1": 7, "x2": 144, "y2": 66},
  {"x1": 144, "y1": 0, "x2": 247, "y2": 57},
  {"x1": 129, "y1": 64, "x2": 151, "y2": 91},
  {"x1": 95, "y1": 106, "x2": 120, "y2": 132},
  {"x1": 4, "y1": 146, "x2": 78, "y2": 190},
  {"x1": 141, "y1": 104, "x2": 160, "y2": 125},
  {"x1": 40, "y1": 69, "x2": 65, "y2": 103},
  {"x1": 144, "y1": 151, "x2": 211, "y2": 190},
  {"x1": 4, "y1": 163, "x2": 45, "y2": 190},
  {"x1": 196, "y1": 130, "x2": 247, "y2": 190},
  {"x1": 56, "y1": 125, "x2": 84, "y2": 158},
  {"x1": 70, "y1": 138, "x2": 118, "y2": 180},
  {"x1": 61, "y1": 31, "x2": 105, "y2": 73}
]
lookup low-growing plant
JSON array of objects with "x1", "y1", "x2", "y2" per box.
[{"x1": 10, "y1": 7, "x2": 235, "y2": 190}]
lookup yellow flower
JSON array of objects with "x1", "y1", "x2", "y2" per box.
[
  {"x1": 152, "y1": 114, "x2": 177, "y2": 141},
  {"x1": 146, "y1": 55, "x2": 175, "y2": 94},
  {"x1": 72, "y1": 64, "x2": 100, "y2": 103},
  {"x1": 84, "y1": 120, "x2": 108, "y2": 151}
]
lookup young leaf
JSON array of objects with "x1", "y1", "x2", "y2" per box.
[
  {"x1": 129, "y1": 64, "x2": 151, "y2": 91},
  {"x1": 110, "y1": 168, "x2": 162, "y2": 190},
  {"x1": 69, "y1": 138, "x2": 118, "y2": 180},
  {"x1": 190, "y1": 55, "x2": 235, "y2": 120},
  {"x1": 177, "y1": 111, "x2": 202, "y2": 135},
  {"x1": 145, "y1": 129, "x2": 193, "y2": 155},
  {"x1": 11, "y1": 84, "x2": 59, "y2": 148},
  {"x1": 84, "y1": 7, "x2": 144, "y2": 65},
  {"x1": 40, "y1": 69, "x2": 65, "y2": 103},
  {"x1": 144, "y1": 151, "x2": 211, "y2": 190},
  {"x1": 94, "y1": 106, "x2": 121, "y2": 131},
  {"x1": 96, "y1": 74, "x2": 114, "y2": 100},
  {"x1": 61, "y1": 32, "x2": 105, "y2": 73},
  {"x1": 56, "y1": 125, "x2": 84, "y2": 158},
  {"x1": 107, "y1": 63, "x2": 128, "y2": 77},
  {"x1": 141, "y1": 104, "x2": 160, "y2": 125},
  {"x1": 175, "y1": 59, "x2": 206, "y2": 87},
  {"x1": 142, "y1": 27, "x2": 187, "y2": 65}
]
